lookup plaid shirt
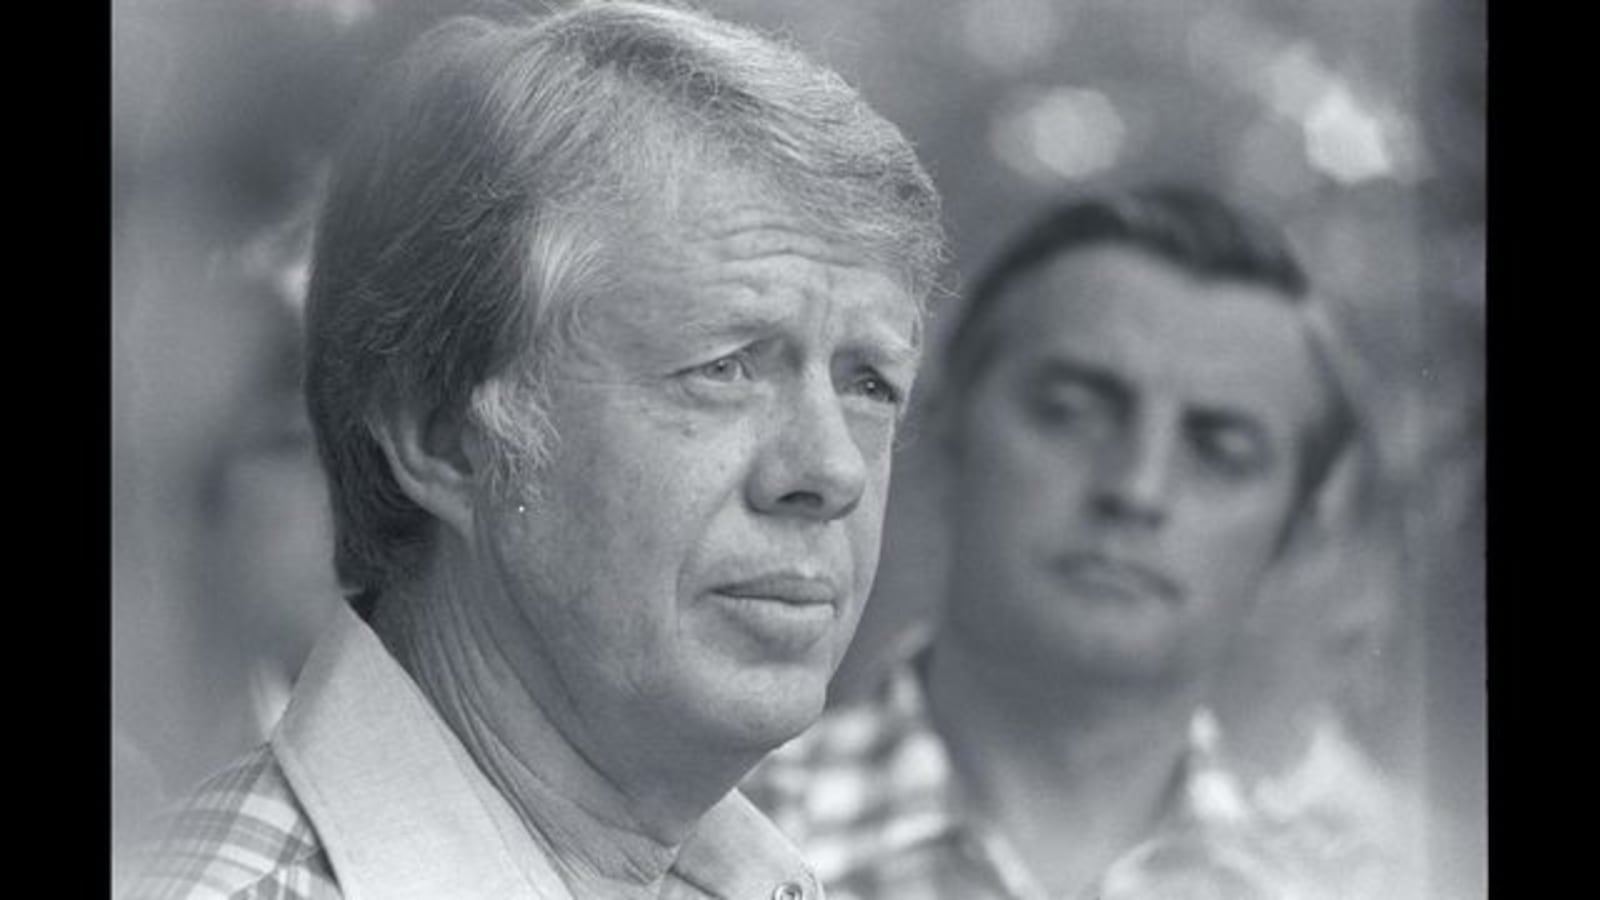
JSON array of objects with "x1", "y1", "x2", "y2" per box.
[
  {"x1": 742, "y1": 657, "x2": 1394, "y2": 900},
  {"x1": 122, "y1": 747, "x2": 339, "y2": 899},
  {"x1": 123, "y1": 602, "x2": 825, "y2": 900}
]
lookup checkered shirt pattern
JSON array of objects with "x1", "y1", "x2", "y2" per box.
[
  {"x1": 121, "y1": 746, "x2": 341, "y2": 900},
  {"x1": 742, "y1": 660, "x2": 1393, "y2": 900},
  {"x1": 743, "y1": 665, "x2": 957, "y2": 895}
]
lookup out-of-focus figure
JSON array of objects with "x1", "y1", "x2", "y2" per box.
[
  {"x1": 745, "y1": 186, "x2": 1416, "y2": 900},
  {"x1": 111, "y1": 2, "x2": 354, "y2": 888}
]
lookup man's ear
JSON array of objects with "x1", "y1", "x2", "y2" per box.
[
  {"x1": 1306, "y1": 439, "x2": 1365, "y2": 538},
  {"x1": 368, "y1": 400, "x2": 481, "y2": 540},
  {"x1": 1272, "y1": 439, "x2": 1364, "y2": 578}
]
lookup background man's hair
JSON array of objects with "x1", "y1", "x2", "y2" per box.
[
  {"x1": 938, "y1": 185, "x2": 1356, "y2": 519},
  {"x1": 305, "y1": 0, "x2": 945, "y2": 600}
]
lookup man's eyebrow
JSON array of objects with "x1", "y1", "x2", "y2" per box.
[
  {"x1": 669, "y1": 298, "x2": 792, "y2": 343},
  {"x1": 1031, "y1": 358, "x2": 1131, "y2": 405},
  {"x1": 847, "y1": 330, "x2": 919, "y2": 372},
  {"x1": 671, "y1": 296, "x2": 919, "y2": 362}
]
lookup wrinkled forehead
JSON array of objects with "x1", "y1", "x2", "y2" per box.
[
  {"x1": 611, "y1": 165, "x2": 922, "y2": 316},
  {"x1": 645, "y1": 184, "x2": 865, "y2": 272},
  {"x1": 620, "y1": 160, "x2": 928, "y2": 297}
]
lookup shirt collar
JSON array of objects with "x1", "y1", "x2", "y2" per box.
[
  {"x1": 273, "y1": 601, "x2": 823, "y2": 900},
  {"x1": 877, "y1": 657, "x2": 1257, "y2": 896},
  {"x1": 669, "y1": 792, "x2": 825, "y2": 900},
  {"x1": 885, "y1": 656, "x2": 1253, "y2": 834}
]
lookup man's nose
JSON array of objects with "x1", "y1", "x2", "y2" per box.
[
  {"x1": 1092, "y1": 412, "x2": 1178, "y2": 529},
  {"x1": 746, "y1": 374, "x2": 868, "y2": 522}
]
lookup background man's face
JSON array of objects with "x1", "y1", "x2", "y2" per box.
[
  {"x1": 481, "y1": 174, "x2": 919, "y2": 763},
  {"x1": 944, "y1": 245, "x2": 1328, "y2": 687}
]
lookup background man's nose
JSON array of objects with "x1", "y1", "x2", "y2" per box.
[{"x1": 1092, "y1": 413, "x2": 1178, "y2": 529}]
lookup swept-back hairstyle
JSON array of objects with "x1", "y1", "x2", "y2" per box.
[
  {"x1": 305, "y1": 0, "x2": 944, "y2": 599},
  {"x1": 938, "y1": 186, "x2": 1357, "y2": 514}
]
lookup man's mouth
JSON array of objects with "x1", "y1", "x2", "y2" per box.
[
  {"x1": 709, "y1": 572, "x2": 841, "y2": 608},
  {"x1": 703, "y1": 571, "x2": 844, "y2": 656},
  {"x1": 1049, "y1": 552, "x2": 1182, "y2": 605}
]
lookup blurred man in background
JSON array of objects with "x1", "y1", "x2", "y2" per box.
[
  {"x1": 124, "y1": 2, "x2": 943, "y2": 897},
  {"x1": 746, "y1": 187, "x2": 1405, "y2": 900}
]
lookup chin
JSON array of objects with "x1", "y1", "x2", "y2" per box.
[
  {"x1": 1053, "y1": 639, "x2": 1198, "y2": 687},
  {"x1": 983, "y1": 623, "x2": 1170, "y2": 685},
  {"x1": 692, "y1": 669, "x2": 830, "y2": 754}
]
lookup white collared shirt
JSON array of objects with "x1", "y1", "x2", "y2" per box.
[{"x1": 127, "y1": 601, "x2": 824, "y2": 900}]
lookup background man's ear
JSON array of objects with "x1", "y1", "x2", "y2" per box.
[
  {"x1": 1278, "y1": 437, "x2": 1367, "y2": 566},
  {"x1": 1245, "y1": 446, "x2": 1353, "y2": 629},
  {"x1": 368, "y1": 400, "x2": 480, "y2": 539}
]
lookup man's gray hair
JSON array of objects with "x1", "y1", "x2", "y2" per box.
[{"x1": 305, "y1": 0, "x2": 946, "y2": 599}]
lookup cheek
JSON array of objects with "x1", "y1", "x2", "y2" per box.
[
  {"x1": 589, "y1": 465, "x2": 723, "y2": 598},
  {"x1": 516, "y1": 428, "x2": 686, "y2": 607},
  {"x1": 960, "y1": 388, "x2": 1076, "y2": 484},
  {"x1": 598, "y1": 420, "x2": 754, "y2": 594},
  {"x1": 957, "y1": 423, "x2": 1090, "y2": 543},
  {"x1": 1178, "y1": 496, "x2": 1293, "y2": 594},
  {"x1": 585, "y1": 397, "x2": 747, "y2": 515},
  {"x1": 848, "y1": 488, "x2": 888, "y2": 585}
]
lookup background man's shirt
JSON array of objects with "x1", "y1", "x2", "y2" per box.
[{"x1": 742, "y1": 656, "x2": 1393, "y2": 900}]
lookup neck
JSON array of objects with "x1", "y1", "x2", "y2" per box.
[
  {"x1": 370, "y1": 547, "x2": 725, "y2": 898},
  {"x1": 924, "y1": 629, "x2": 1201, "y2": 898}
]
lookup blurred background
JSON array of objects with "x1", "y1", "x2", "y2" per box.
[{"x1": 111, "y1": 0, "x2": 1483, "y2": 895}]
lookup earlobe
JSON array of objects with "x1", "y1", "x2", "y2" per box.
[{"x1": 369, "y1": 400, "x2": 480, "y2": 540}]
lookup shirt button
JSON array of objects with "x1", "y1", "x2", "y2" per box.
[{"x1": 772, "y1": 882, "x2": 805, "y2": 900}]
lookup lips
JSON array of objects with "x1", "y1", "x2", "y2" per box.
[
  {"x1": 710, "y1": 572, "x2": 841, "y2": 607},
  {"x1": 1050, "y1": 552, "x2": 1182, "y2": 605},
  {"x1": 703, "y1": 571, "x2": 843, "y2": 657}
]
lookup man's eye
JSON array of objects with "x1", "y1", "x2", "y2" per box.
[
  {"x1": 852, "y1": 371, "x2": 902, "y2": 406},
  {"x1": 693, "y1": 353, "x2": 751, "y2": 383},
  {"x1": 1190, "y1": 420, "x2": 1271, "y2": 477},
  {"x1": 1029, "y1": 382, "x2": 1106, "y2": 428}
]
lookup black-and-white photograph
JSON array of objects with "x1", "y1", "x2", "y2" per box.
[{"x1": 112, "y1": 1, "x2": 1485, "y2": 897}]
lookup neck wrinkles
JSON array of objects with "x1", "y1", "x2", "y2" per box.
[{"x1": 370, "y1": 550, "x2": 682, "y2": 898}]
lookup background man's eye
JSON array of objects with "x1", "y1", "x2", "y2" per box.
[
  {"x1": 1192, "y1": 423, "x2": 1270, "y2": 475},
  {"x1": 1039, "y1": 396, "x2": 1089, "y2": 422},
  {"x1": 1030, "y1": 382, "x2": 1105, "y2": 427}
]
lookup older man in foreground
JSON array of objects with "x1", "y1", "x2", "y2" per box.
[{"x1": 125, "y1": 2, "x2": 942, "y2": 898}]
